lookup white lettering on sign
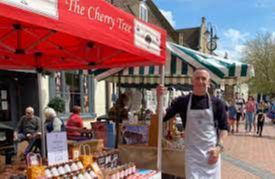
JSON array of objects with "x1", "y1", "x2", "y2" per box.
[
  {"x1": 65, "y1": 0, "x2": 132, "y2": 33},
  {"x1": 117, "y1": 17, "x2": 132, "y2": 33},
  {"x1": 88, "y1": 6, "x2": 115, "y2": 30},
  {"x1": 67, "y1": 0, "x2": 85, "y2": 16}
]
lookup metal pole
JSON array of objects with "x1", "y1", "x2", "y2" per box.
[
  {"x1": 210, "y1": 27, "x2": 213, "y2": 55},
  {"x1": 157, "y1": 65, "x2": 165, "y2": 170},
  {"x1": 37, "y1": 73, "x2": 46, "y2": 158}
]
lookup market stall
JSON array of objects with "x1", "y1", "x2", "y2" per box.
[
  {"x1": 89, "y1": 41, "x2": 255, "y2": 178},
  {"x1": 0, "y1": 0, "x2": 167, "y2": 177}
]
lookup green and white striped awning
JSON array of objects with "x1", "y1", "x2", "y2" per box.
[
  {"x1": 90, "y1": 49, "x2": 194, "y2": 85},
  {"x1": 90, "y1": 42, "x2": 254, "y2": 86},
  {"x1": 167, "y1": 42, "x2": 255, "y2": 84}
]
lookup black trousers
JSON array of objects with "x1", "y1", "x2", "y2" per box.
[
  {"x1": 236, "y1": 112, "x2": 242, "y2": 130},
  {"x1": 257, "y1": 120, "x2": 264, "y2": 136}
]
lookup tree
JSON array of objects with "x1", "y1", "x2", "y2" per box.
[{"x1": 243, "y1": 32, "x2": 275, "y2": 97}]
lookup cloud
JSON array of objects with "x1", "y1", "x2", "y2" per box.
[
  {"x1": 223, "y1": 28, "x2": 249, "y2": 43},
  {"x1": 216, "y1": 28, "x2": 250, "y2": 60},
  {"x1": 254, "y1": 0, "x2": 275, "y2": 8},
  {"x1": 159, "y1": 9, "x2": 176, "y2": 27}
]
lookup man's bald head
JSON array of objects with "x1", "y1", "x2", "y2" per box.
[
  {"x1": 25, "y1": 106, "x2": 34, "y2": 118},
  {"x1": 192, "y1": 68, "x2": 211, "y2": 96}
]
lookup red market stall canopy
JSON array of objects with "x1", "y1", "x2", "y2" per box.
[
  {"x1": 0, "y1": 0, "x2": 167, "y2": 167},
  {"x1": 0, "y1": 0, "x2": 166, "y2": 70}
]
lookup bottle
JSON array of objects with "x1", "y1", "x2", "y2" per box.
[
  {"x1": 89, "y1": 169, "x2": 97, "y2": 178},
  {"x1": 78, "y1": 172, "x2": 85, "y2": 179},
  {"x1": 76, "y1": 160, "x2": 84, "y2": 171},
  {"x1": 50, "y1": 165, "x2": 59, "y2": 178},
  {"x1": 57, "y1": 164, "x2": 66, "y2": 176},
  {"x1": 70, "y1": 161, "x2": 79, "y2": 173},
  {"x1": 83, "y1": 170, "x2": 92, "y2": 179},
  {"x1": 45, "y1": 167, "x2": 53, "y2": 178},
  {"x1": 64, "y1": 162, "x2": 72, "y2": 174}
]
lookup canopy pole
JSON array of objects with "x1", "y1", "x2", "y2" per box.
[
  {"x1": 157, "y1": 65, "x2": 165, "y2": 170},
  {"x1": 37, "y1": 73, "x2": 46, "y2": 158}
]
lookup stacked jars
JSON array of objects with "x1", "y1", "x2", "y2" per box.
[
  {"x1": 102, "y1": 162, "x2": 136, "y2": 179},
  {"x1": 45, "y1": 160, "x2": 88, "y2": 179}
]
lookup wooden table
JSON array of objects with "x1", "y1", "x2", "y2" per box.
[{"x1": 118, "y1": 144, "x2": 185, "y2": 177}]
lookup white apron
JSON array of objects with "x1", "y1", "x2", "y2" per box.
[{"x1": 185, "y1": 94, "x2": 221, "y2": 179}]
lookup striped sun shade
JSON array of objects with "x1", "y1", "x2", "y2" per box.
[
  {"x1": 167, "y1": 42, "x2": 255, "y2": 84},
  {"x1": 89, "y1": 42, "x2": 254, "y2": 86},
  {"x1": 90, "y1": 50, "x2": 194, "y2": 85}
]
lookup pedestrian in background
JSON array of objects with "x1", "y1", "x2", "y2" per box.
[
  {"x1": 234, "y1": 92, "x2": 245, "y2": 132},
  {"x1": 256, "y1": 101, "x2": 265, "y2": 137},
  {"x1": 228, "y1": 99, "x2": 237, "y2": 134},
  {"x1": 245, "y1": 96, "x2": 256, "y2": 134}
]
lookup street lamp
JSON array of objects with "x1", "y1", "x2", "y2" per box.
[{"x1": 204, "y1": 23, "x2": 219, "y2": 54}]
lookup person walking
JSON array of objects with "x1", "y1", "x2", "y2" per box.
[
  {"x1": 160, "y1": 68, "x2": 228, "y2": 179},
  {"x1": 228, "y1": 99, "x2": 237, "y2": 134},
  {"x1": 257, "y1": 101, "x2": 266, "y2": 137},
  {"x1": 245, "y1": 96, "x2": 256, "y2": 134},
  {"x1": 234, "y1": 92, "x2": 245, "y2": 132}
]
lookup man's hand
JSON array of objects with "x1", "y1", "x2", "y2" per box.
[
  {"x1": 156, "y1": 85, "x2": 167, "y2": 96},
  {"x1": 26, "y1": 133, "x2": 33, "y2": 140},
  {"x1": 13, "y1": 132, "x2": 18, "y2": 141},
  {"x1": 207, "y1": 147, "x2": 221, "y2": 165},
  {"x1": 33, "y1": 132, "x2": 42, "y2": 139}
]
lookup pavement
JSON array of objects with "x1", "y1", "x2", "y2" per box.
[{"x1": 221, "y1": 118, "x2": 275, "y2": 179}]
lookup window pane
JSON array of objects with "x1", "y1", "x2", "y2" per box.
[
  {"x1": 54, "y1": 71, "x2": 90, "y2": 113},
  {"x1": 139, "y1": 2, "x2": 148, "y2": 22},
  {"x1": 83, "y1": 75, "x2": 89, "y2": 113},
  {"x1": 65, "y1": 72, "x2": 81, "y2": 111}
]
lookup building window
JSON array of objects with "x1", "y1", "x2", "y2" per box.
[
  {"x1": 53, "y1": 71, "x2": 90, "y2": 113},
  {"x1": 0, "y1": 85, "x2": 10, "y2": 121},
  {"x1": 139, "y1": 1, "x2": 148, "y2": 22}
]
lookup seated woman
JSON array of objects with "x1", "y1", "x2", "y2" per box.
[
  {"x1": 44, "y1": 107, "x2": 65, "y2": 133},
  {"x1": 66, "y1": 105, "x2": 89, "y2": 140}
]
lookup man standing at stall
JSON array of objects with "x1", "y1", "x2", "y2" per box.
[{"x1": 160, "y1": 68, "x2": 228, "y2": 179}]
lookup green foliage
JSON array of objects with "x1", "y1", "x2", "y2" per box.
[
  {"x1": 48, "y1": 96, "x2": 65, "y2": 113},
  {"x1": 243, "y1": 32, "x2": 275, "y2": 96}
]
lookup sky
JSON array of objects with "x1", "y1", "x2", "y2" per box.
[{"x1": 153, "y1": 0, "x2": 275, "y2": 60}]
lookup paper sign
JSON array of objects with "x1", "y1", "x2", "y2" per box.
[
  {"x1": 1, "y1": 90, "x2": 7, "y2": 99},
  {"x1": 1, "y1": 101, "x2": 8, "y2": 110},
  {"x1": 46, "y1": 132, "x2": 69, "y2": 165}
]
